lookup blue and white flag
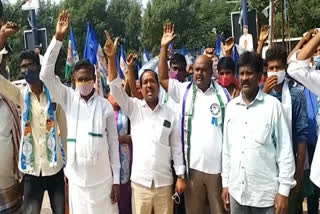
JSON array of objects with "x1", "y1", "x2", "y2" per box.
[
  {"x1": 83, "y1": 22, "x2": 107, "y2": 96},
  {"x1": 142, "y1": 49, "x2": 151, "y2": 66},
  {"x1": 119, "y1": 45, "x2": 127, "y2": 79},
  {"x1": 215, "y1": 35, "x2": 222, "y2": 57}
]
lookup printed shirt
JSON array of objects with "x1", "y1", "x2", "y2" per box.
[{"x1": 222, "y1": 89, "x2": 296, "y2": 207}]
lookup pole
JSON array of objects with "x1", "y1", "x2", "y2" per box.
[
  {"x1": 281, "y1": 0, "x2": 285, "y2": 46},
  {"x1": 30, "y1": 9, "x2": 39, "y2": 49}
]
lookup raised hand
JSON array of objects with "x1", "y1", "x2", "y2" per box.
[
  {"x1": 55, "y1": 10, "x2": 71, "y2": 41},
  {"x1": 126, "y1": 53, "x2": 137, "y2": 69},
  {"x1": 303, "y1": 29, "x2": 318, "y2": 44},
  {"x1": 223, "y1": 37, "x2": 235, "y2": 56},
  {"x1": 259, "y1": 25, "x2": 270, "y2": 41},
  {"x1": 204, "y1": 48, "x2": 215, "y2": 59},
  {"x1": 103, "y1": 31, "x2": 119, "y2": 58},
  {"x1": 0, "y1": 21, "x2": 19, "y2": 38},
  {"x1": 161, "y1": 23, "x2": 176, "y2": 47}
]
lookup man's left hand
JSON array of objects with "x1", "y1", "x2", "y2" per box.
[
  {"x1": 110, "y1": 184, "x2": 120, "y2": 204},
  {"x1": 275, "y1": 193, "x2": 288, "y2": 214},
  {"x1": 175, "y1": 178, "x2": 186, "y2": 193}
]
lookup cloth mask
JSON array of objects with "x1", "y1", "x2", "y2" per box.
[
  {"x1": 218, "y1": 75, "x2": 235, "y2": 87},
  {"x1": 170, "y1": 71, "x2": 186, "y2": 82},
  {"x1": 24, "y1": 69, "x2": 40, "y2": 84},
  {"x1": 267, "y1": 70, "x2": 286, "y2": 85},
  {"x1": 76, "y1": 80, "x2": 94, "y2": 96}
]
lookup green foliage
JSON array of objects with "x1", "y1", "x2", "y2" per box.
[{"x1": 2, "y1": 0, "x2": 320, "y2": 81}]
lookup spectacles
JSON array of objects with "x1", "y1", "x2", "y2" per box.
[{"x1": 171, "y1": 192, "x2": 181, "y2": 204}]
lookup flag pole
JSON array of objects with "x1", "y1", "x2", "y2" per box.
[{"x1": 30, "y1": 9, "x2": 39, "y2": 49}]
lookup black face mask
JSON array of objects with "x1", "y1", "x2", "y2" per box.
[{"x1": 23, "y1": 69, "x2": 40, "y2": 84}]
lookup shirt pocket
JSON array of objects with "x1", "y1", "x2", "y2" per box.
[
  {"x1": 249, "y1": 123, "x2": 271, "y2": 148},
  {"x1": 159, "y1": 119, "x2": 172, "y2": 146}
]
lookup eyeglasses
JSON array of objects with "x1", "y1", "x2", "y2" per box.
[{"x1": 171, "y1": 192, "x2": 181, "y2": 204}]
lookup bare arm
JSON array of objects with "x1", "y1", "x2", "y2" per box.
[
  {"x1": 288, "y1": 29, "x2": 317, "y2": 60},
  {"x1": 104, "y1": 31, "x2": 119, "y2": 82},
  {"x1": 257, "y1": 25, "x2": 270, "y2": 56},
  {"x1": 159, "y1": 23, "x2": 176, "y2": 92},
  {"x1": 0, "y1": 22, "x2": 18, "y2": 52},
  {"x1": 297, "y1": 31, "x2": 320, "y2": 60},
  {"x1": 127, "y1": 53, "x2": 143, "y2": 99}
]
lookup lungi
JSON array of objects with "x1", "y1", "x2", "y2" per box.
[{"x1": 69, "y1": 179, "x2": 119, "y2": 214}]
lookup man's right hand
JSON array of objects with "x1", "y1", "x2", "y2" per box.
[
  {"x1": 221, "y1": 187, "x2": 230, "y2": 213},
  {"x1": 161, "y1": 23, "x2": 176, "y2": 48},
  {"x1": 126, "y1": 53, "x2": 137, "y2": 69},
  {"x1": 0, "y1": 21, "x2": 19, "y2": 38},
  {"x1": 263, "y1": 75, "x2": 277, "y2": 94},
  {"x1": 259, "y1": 25, "x2": 270, "y2": 42},
  {"x1": 103, "y1": 31, "x2": 119, "y2": 58},
  {"x1": 55, "y1": 10, "x2": 70, "y2": 41},
  {"x1": 204, "y1": 48, "x2": 215, "y2": 59}
]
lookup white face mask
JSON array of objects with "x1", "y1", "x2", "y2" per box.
[{"x1": 267, "y1": 70, "x2": 286, "y2": 85}]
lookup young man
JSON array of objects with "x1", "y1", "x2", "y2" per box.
[
  {"x1": 0, "y1": 22, "x2": 67, "y2": 214},
  {"x1": 287, "y1": 30, "x2": 320, "y2": 189},
  {"x1": 106, "y1": 31, "x2": 186, "y2": 214},
  {"x1": 40, "y1": 11, "x2": 120, "y2": 214},
  {"x1": 217, "y1": 57, "x2": 240, "y2": 99},
  {"x1": 263, "y1": 46, "x2": 308, "y2": 214},
  {"x1": 222, "y1": 51, "x2": 296, "y2": 214},
  {"x1": 158, "y1": 23, "x2": 229, "y2": 214}
]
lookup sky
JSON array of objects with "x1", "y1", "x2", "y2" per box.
[{"x1": 7, "y1": 0, "x2": 149, "y2": 8}]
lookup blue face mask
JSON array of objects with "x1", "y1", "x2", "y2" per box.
[{"x1": 23, "y1": 69, "x2": 40, "y2": 84}]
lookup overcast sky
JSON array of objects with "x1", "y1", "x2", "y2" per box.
[{"x1": 6, "y1": 0, "x2": 149, "y2": 8}]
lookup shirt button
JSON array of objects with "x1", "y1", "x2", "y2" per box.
[
  {"x1": 243, "y1": 136, "x2": 245, "y2": 139},
  {"x1": 242, "y1": 151, "x2": 244, "y2": 154},
  {"x1": 245, "y1": 122, "x2": 247, "y2": 125},
  {"x1": 242, "y1": 181, "x2": 244, "y2": 184}
]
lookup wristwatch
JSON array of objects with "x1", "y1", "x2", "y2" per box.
[{"x1": 177, "y1": 174, "x2": 185, "y2": 179}]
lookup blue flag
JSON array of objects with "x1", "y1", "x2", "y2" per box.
[
  {"x1": 215, "y1": 35, "x2": 221, "y2": 57},
  {"x1": 180, "y1": 47, "x2": 187, "y2": 56},
  {"x1": 241, "y1": 0, "x2": 248, "y2": 27},
  {"x1": 116, "y1": 52, "x2": 125, "y2": 80},
  {"x1": 119, "y1": 45, "x2": 127, "y2": 80},
  {"x1": 83, "y1": 22, "x2": 99, "y2": 65},
  {"x1": 200, "y1": 47, "x2": 205, "y2": 55}
]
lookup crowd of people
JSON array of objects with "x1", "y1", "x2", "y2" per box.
[{"x1": 0, "y1": 9, "x2": 320, "y2": 214}]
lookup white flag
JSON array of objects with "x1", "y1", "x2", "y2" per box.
[{"x1": 22, "y1": 0, "x2": 40, "y2": 11}]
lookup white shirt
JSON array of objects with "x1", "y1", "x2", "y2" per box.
[
  {"x1": 222, "y1": 90, "x2": 296, "y2": 207},
  {"x1": 109, "y1": 76, "x2": 185, "y2": 188},
  {"x1": 287, "y1": 51, "x2": 320, "y2": 188},
  {"x1": 40, "y1": 37, "x2": 120, "y2": 187},
  {"x1": 239, "y1": 33, "x2": 253, "y2": 51},
  {"x1": 168, "y1": 79, "x2": 228, "y2": 174},
  {"x1": 0, "y1": 97, "x2": 15, "y2": 189}
]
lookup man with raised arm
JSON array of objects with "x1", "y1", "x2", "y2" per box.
[
  {"x1": 40, "y1": 11, "x2": 120, "y2": 214},
  {"x1": 106, "y1": 30, "x2": 186, "y2": 214},
  {"x1": 158, "y1": 23, "x2": 229, "y2": 214}
]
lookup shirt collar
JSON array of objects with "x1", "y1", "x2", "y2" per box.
[
  {"x1": 141, "y1": 99, "x2": 161, "y2": 112},
  {"x1": 196, "y1": 81, "x2": 214, "y2": 94},
  {"x1": 236, "y1": 88, "x2": 264, "y2": 106}
]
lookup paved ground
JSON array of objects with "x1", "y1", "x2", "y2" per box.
[{"x1": 41, "y1": 192, "x2": 319, "y2": 214}]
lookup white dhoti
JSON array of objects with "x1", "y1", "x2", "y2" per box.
[{"x1": 69, "y1": 179, "x2": 119, "y2": 214}]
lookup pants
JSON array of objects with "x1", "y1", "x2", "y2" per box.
[
  {"x1": 131, "y1": 182, "x2": 173, "y2": 214},
  {"x1": 119, "y1": 182, "x2": 132, "y2": 214},
  {"x1": 184, "y1": 169, "x2": 224, "y2": 214},
  {"x1": 68, "y1": 179, "x2": 118, "y2": 214},
  {"x1": 23, "y1": 169, "x2": 65, "y2": 214},
  {"x1": 230, "y1": 196, "x2": 275, "y2": 214}
]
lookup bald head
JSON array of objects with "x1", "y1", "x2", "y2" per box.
[{"x1": 193, "y1": 55, "x2": 213, "y2": 92}]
